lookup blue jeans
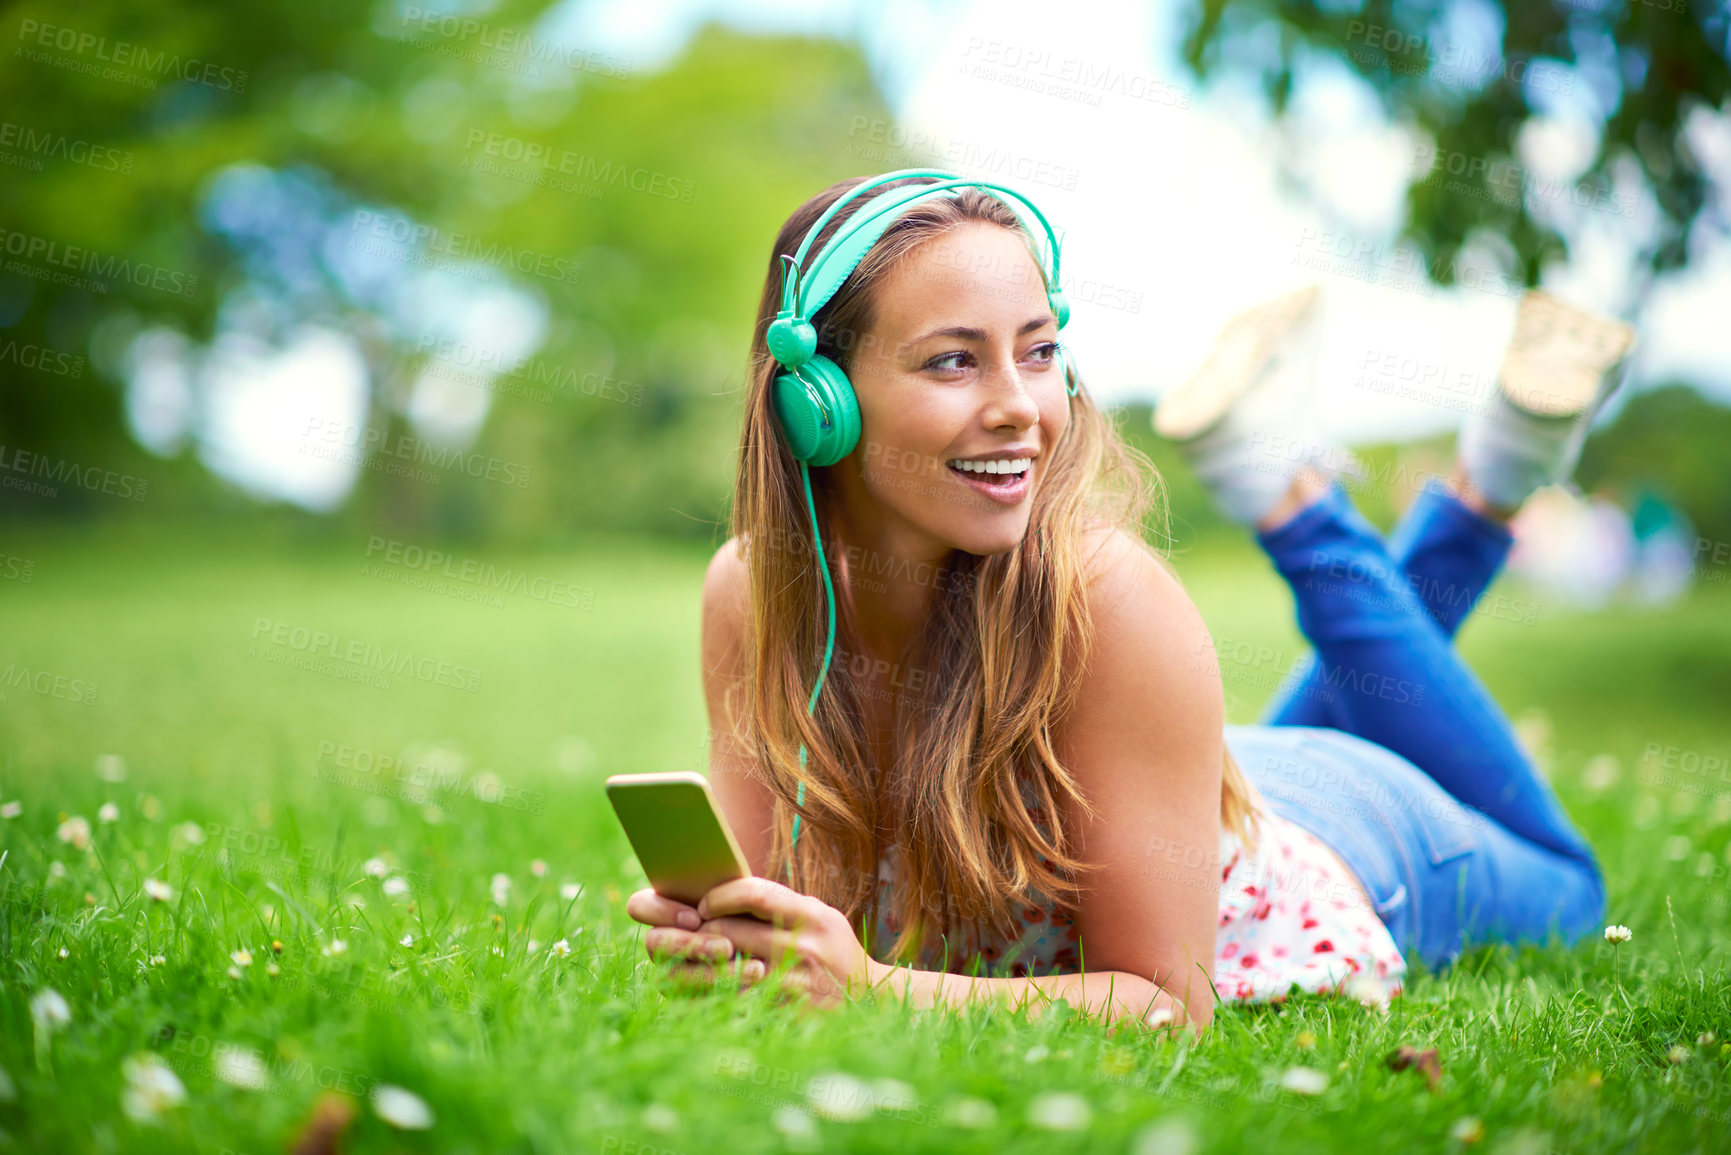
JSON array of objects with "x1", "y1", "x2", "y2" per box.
[{"x1": 1223, "y1": 480, "x2": 1606, "y2": 972}]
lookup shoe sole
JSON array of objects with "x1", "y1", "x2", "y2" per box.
[
  {"x1": 1498, "y1": 289, "x2": 1636, "y2": 418},
  {"x1": 1154, "y1": 285, "x2": 1320, "y2": 440}
]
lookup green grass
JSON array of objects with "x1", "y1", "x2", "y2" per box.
[{"x1": 2, "y1": 522, "x2": 1728, "y2": 1153}]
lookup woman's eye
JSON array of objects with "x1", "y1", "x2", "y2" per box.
[
  {"x1": 924, "y1": 351, "x2": 973, "y2": 372},
  {"x1": 1025, "y1": 342, "x2": 1058, "y2": 366}
]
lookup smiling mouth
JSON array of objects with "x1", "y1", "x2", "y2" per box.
[{"x1": 945, "y1": 459, "x2": 1032, "y2": 487}]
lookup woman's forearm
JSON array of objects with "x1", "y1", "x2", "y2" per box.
[{"x1": 862, "y1": 958, "x2": 1206, "y2": 1037}]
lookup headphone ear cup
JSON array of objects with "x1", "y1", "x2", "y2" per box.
[{"x1": 772, "y1": 355, "x2": 860, "y2": 466}]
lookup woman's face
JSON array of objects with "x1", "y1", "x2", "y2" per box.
[{"x1": 836, "y1": 221, "x2": 1069, "y2": 559}]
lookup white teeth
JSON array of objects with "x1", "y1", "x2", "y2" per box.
[{"x1": 947, "y1": 457, "x2": 1032, "y2": 474}]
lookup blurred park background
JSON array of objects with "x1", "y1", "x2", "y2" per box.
[{"x1": 3, "y1": 1, "x2": 1731, "y2": 1150}]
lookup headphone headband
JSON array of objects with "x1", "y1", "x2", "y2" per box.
[{"x1": 769, "y1": 169, "x2": 1070, "y2": 372}]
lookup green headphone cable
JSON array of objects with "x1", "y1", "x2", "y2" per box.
[{"x1": 790, "y1": 457, "x2": 837, "y2": 865}]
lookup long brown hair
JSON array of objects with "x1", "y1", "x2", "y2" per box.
[{"x1": 729, "y1": 175, "x2": 1259, "y2": 967}]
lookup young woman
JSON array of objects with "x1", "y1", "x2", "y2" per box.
[{"x1": 625, "y1": 172, "x2": 1630, "y2": 1036}]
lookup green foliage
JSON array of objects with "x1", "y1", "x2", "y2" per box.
[
  {"x1": 1578, "y1": 383, "x2": 1731, "y2": 545},
  {"x1": 0, "y1": 7, "x2": 889, "y2": 538},
  {"x1": 1181, "y1": 0, "x2": 1729, "y2": 285}
]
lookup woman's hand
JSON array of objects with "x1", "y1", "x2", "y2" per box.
[
  {"x1": 692, "y1": 876, "x2": 878, "y2": 1010},
  {"x1": 626, "y1": 887, "x2": 769, "y2": 988}
]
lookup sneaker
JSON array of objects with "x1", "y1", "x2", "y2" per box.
[
  {"x1": 1458, "y1": 290, "x2": 1637, "y2": 511},
  {"x1": 1154, "y1": 285, "x2": 1352, "y2": 523}
]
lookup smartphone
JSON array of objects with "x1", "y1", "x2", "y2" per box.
[{"x1": 604, "y1": 770, "x2": 754, "y2": 908}]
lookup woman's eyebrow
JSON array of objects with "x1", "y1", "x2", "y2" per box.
[{"x1": 910, "y1": 316, "x2": 1055, "y2": 344}]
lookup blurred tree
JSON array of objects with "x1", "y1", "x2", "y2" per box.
[
  {"x1": 1578, "y1": 382, "x2": 1731, "y2": 544},
  {"x1": 1181, "y1": 0, "x2": 1730, "y2": 293},
  {"x1": 0, "y1": 2, "x2": 889, "y2": 539}
]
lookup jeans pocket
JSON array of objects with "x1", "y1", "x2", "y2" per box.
[{"x1": 1408, "y1": 786, "x2": 1482, "y2": 867}]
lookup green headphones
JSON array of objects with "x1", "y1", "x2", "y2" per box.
[{"x1": 769, "y1": 169, "x2": 1076, "y2": 860}]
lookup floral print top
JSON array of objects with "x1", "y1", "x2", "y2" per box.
[{"x1": 866, "y1": 773, "x2": 1406, "y2": 1005}]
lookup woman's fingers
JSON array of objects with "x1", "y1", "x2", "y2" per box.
[
  {"x1": 626, "y1": 886, "x2": 703, "y2": 930},
  {"x1": 665, "y1": 957, "x2": 767, "y2": 988},
  {"x1": 696, "y1": 877, "x2": 810, "y2": 929},
  {"x1": 644, "y1": 926, "x2": 738, "y2": 962},
  {"x1": 697, "y1": 915, "x2": 793, "y2": 960}
]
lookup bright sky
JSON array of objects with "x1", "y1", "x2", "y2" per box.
[{"x1": 137, "y1": 0, "x2": 1731, "y2": 507}]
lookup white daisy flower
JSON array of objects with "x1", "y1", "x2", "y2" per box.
[
  {"x1": 1450, "y1": 1116, "x2": 1484, "y2": 1143},
  {"x1": 321, "y1": 939, "x2": 348, "y2": 957},
  {"x1": 30, "y1": 989, "x2": 71, "y2": 1033},
  {"x1": 149, "y1": 955, "x2": 166, "y2": 967},
  {"x1": 98, "y1": 803, "x2": 120, "y2": 824},
  {"x1": 806, "y1": 1072, "x2": 874, "y2": 1121},
  {"x1": 383, "y1": 877, "x2": 410, "y2": 897},
  {"x1": 214, "y1": 1044, "x2": 269, "y2": 1090},
  {"x1": 560, "y1": 882, "x2": 583, "y2": 902},
  {"x1": 48, "y1": 862, "x2": 67, "y2": 880},
  {"x1": 95, "y1": 754, "x2": 128, "y2": 783},
  {"x1": 120, "y1": 1053, "x2": 185, "y2": 1123},
  {"x1": 172, "y1": 822, "x2": 205, "y2": 846},
  {"x1": 530, "y1": 859, "x2": 547, "y2": 878},
  {"x1": 230, "y1": 949, "x2": 253, "y2": 967},
  {"x1": 400, "y1": 933, "x2": 415, "y2": 948},
  {"x1": 265, "y1": 963, "x2": 280, "y2": 977},
  {"x1": 143, "y1": 878, "x2": 175, "y2": 903},
  {"x1": 550, "y1": 938, "x2": 572, "y2": 958},
  {"x1": 57, "y1": 816, "x2": 92, "y2": 850},
  {"x1": 771, "y1": 1105, "x2": 819, "y2": 1148},
  {"x1": 371, "y1": 1084, "x2": 435, "y2": 1130},
  {"x1": 870, "y1": 1078, "x2": 918, "y2": 1114},
  {"x1": 490, "y1": 873, "x2": 511, "y2": 907},
  {"x1": 1603, "y1": 924, "x2": 1632, "y2": 944},
  {"x1": 526, "y1": 939, "x2": 541, "y2": 955},
  {"x1": 363, "y1": 856, "x2": 390, "y2": 879},
  {"x1": 1027, "y1": 1091, "x2": 1092, "y2": 1131},
  {"x1": 643, "y1": 1102, "x2": 679, "y2": 1133},
  {"x1": 946, "y1": 1097, "x2": 998, "y2": 1129},
  {"x1": 57, "y1": 947, "x2": 69, "y2": 959},
  {"x1": 1280, "y1": 1066, "x2": 1330, "y2": 1095},
  {"x1": 2, "y1": 800, "x2": 22, "y2": 819}
]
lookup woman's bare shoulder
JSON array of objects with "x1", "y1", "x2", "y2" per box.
[{"x1": 1066, "y1": 521, "x2": 1221, "y2": 746}]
